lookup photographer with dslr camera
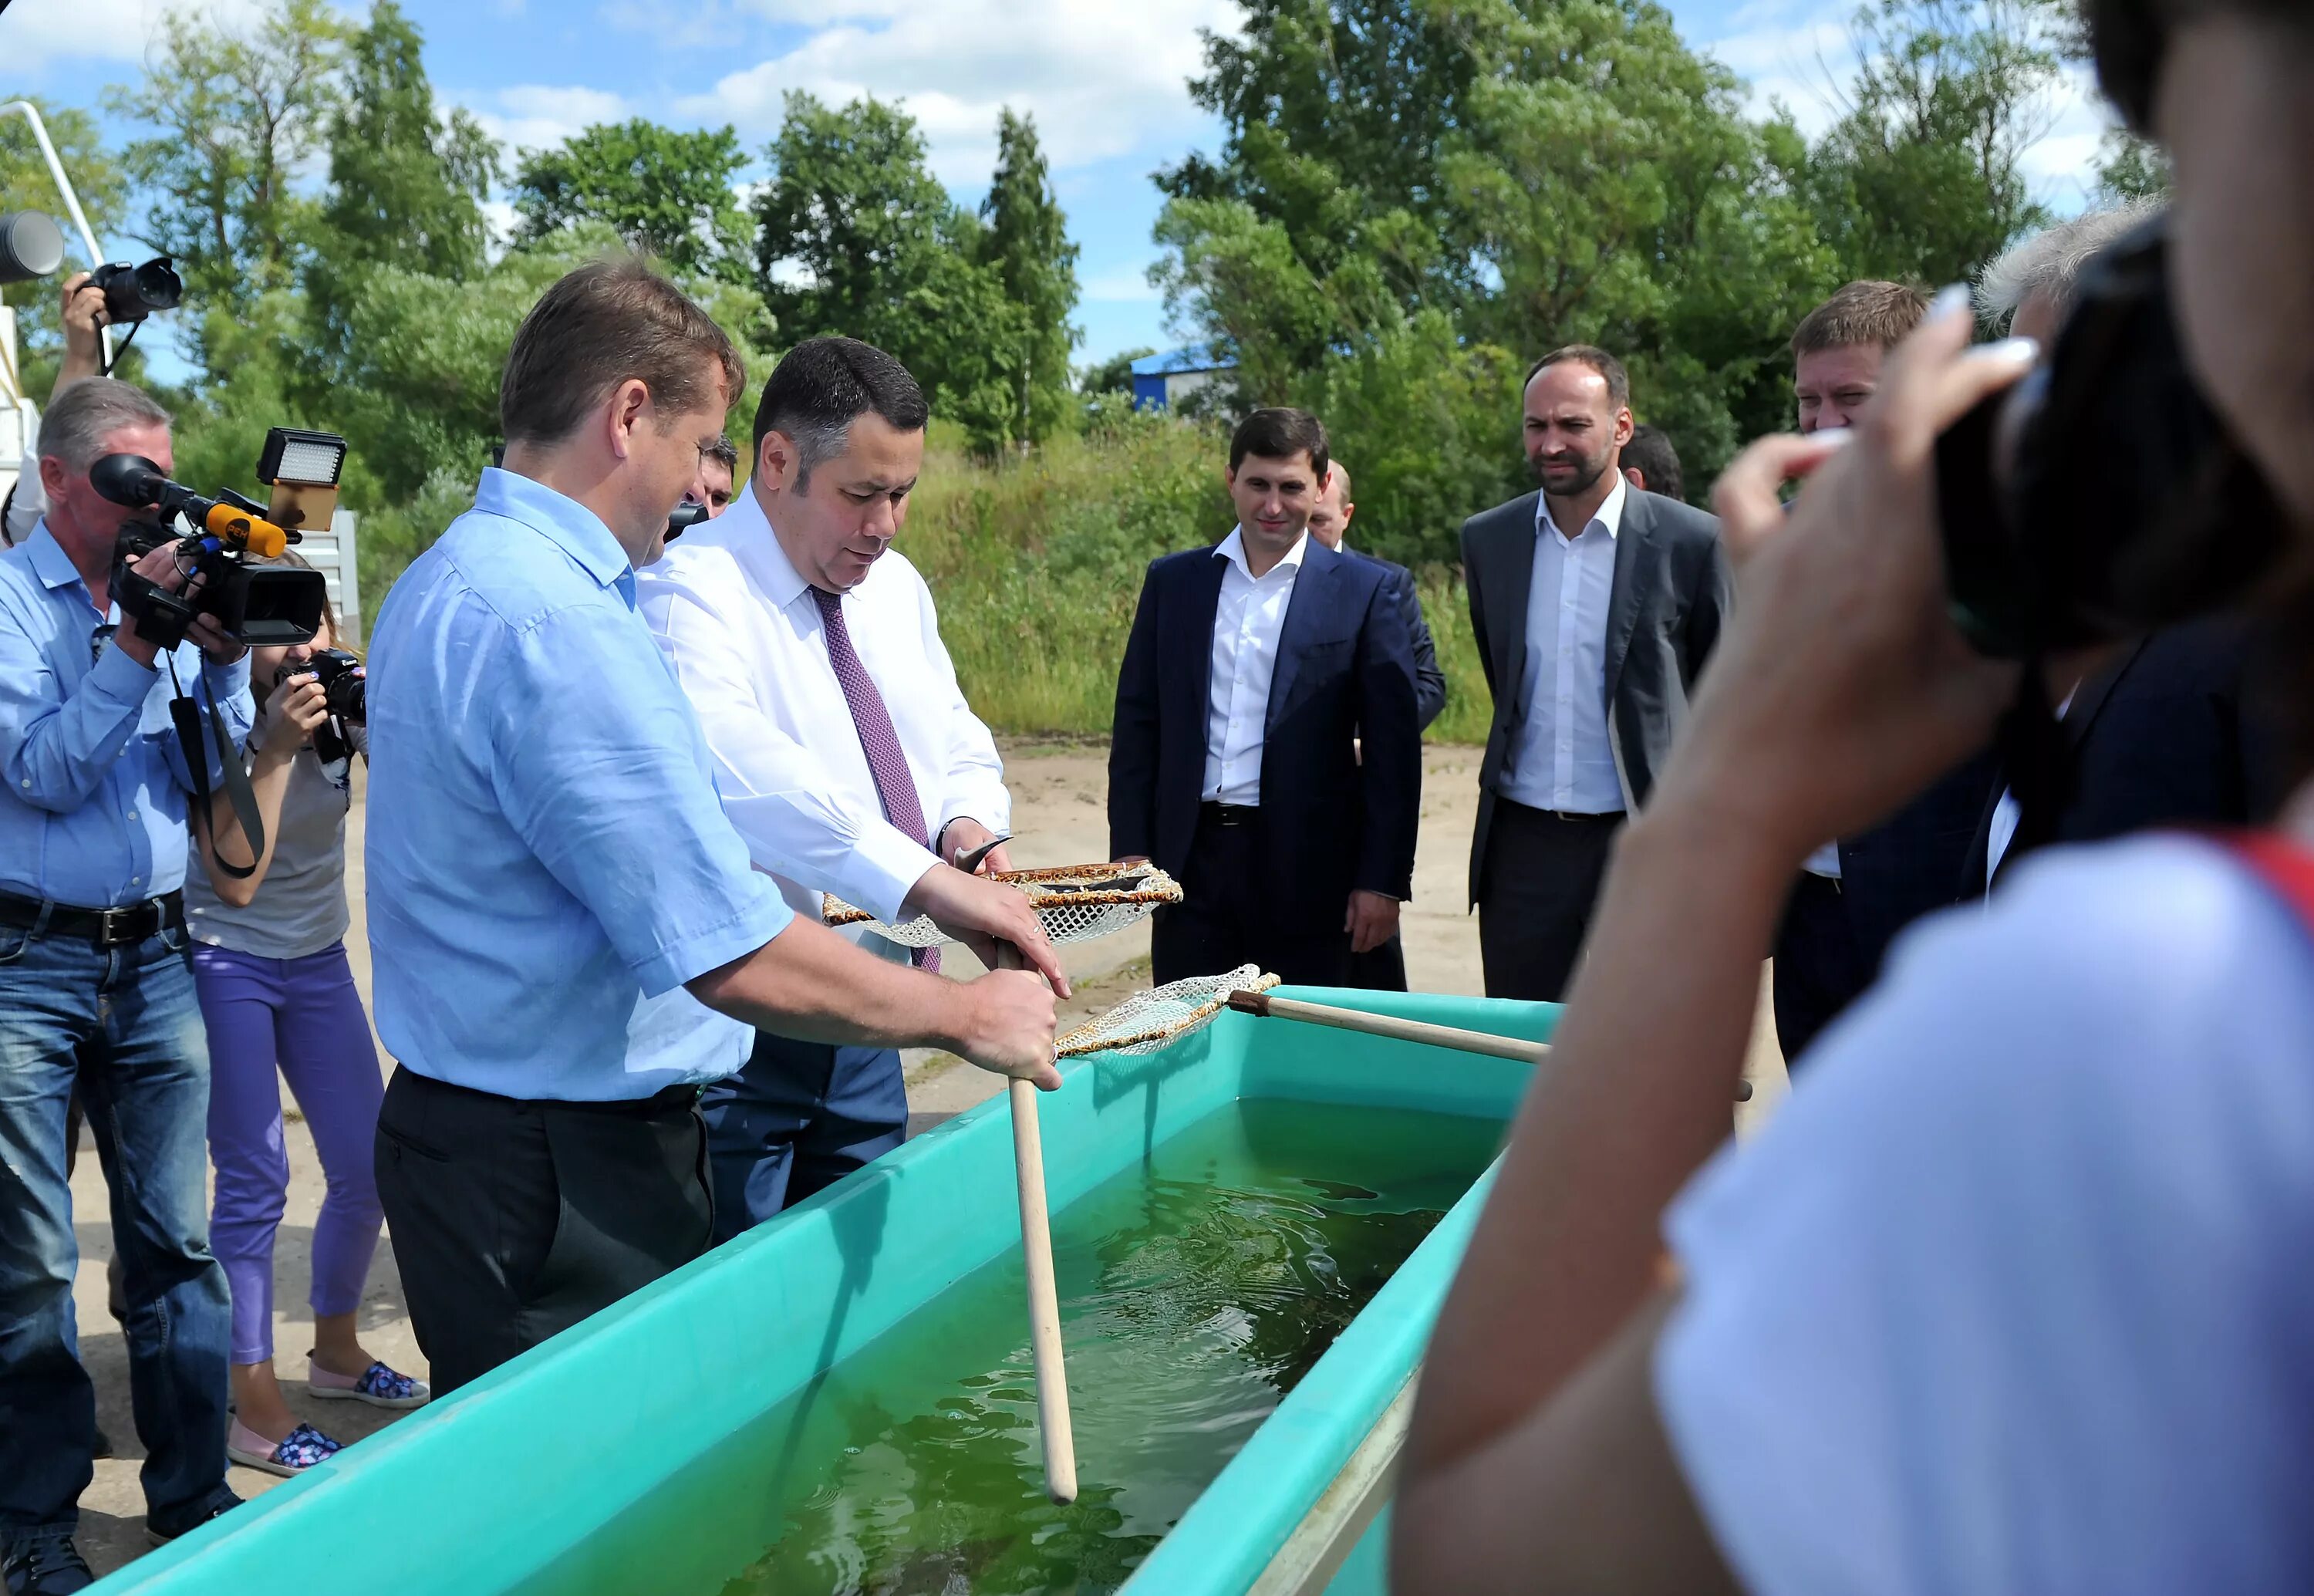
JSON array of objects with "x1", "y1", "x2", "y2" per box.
[
  {"x1": 178, "y1": 565, "x2": 423, "y2": 1483},
  {"x1": 0, "y1": 378, "x2": 252, "y2": 1594},
  {"x1": 1395, "y1": 2, "x2": 2314, "y2": 1590}
]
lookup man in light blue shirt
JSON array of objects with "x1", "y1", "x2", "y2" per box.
[
  {"x1": 0, "y1": 379, "x2": 256, "y2": 1582},
  {"x1": 366, "y1": 259, "x2": 1057, "y2": 1395}
]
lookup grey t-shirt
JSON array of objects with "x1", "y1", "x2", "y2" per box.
[{"x1": 184, "y1": 727, "x2": 359, "y2": 960}]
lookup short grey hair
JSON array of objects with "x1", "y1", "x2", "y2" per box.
[
  {"x1": 35, "y1": 377, "x2": 173, "y2": 471},
  {"x1": 1975, "y1": 200, "x2": 2163, "y2": 330}
]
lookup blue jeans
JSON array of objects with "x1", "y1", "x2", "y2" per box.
[
  {"x1": 0, "y1": 918, "x2": 235, "y2": 1547},
  {"x1": 700, "y1": 1034, "x2": 906, "y2": 1244}
]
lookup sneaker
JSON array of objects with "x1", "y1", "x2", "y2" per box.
[
  {"x1": 1, "y1": 1537, "x2": 93, "y2": 1595},
  {"x1": 306, "y1": 1358, "x2": 429, "y2": 1410},
  {"x1": 145, "y1": 1493, "x2": 241, "y2": 1547},
  {"x1": 226, "y1": 1419, "x2": 341, "y2": 1479}
]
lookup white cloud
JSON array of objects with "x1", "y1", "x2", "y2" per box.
[
  {"x1": 464, "y1": 83, "x2": 636, "y2": 157},
  {"x1": 669, "y1": 0, "x2": 1236, "y2": 185},
  {"x1": 2, "y1": 0, "x2": 268, "y2": 75}
]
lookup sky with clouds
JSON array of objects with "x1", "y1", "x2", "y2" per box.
[{"x1": 6, "y1": 0, "x2": 2116, "y2": 374}]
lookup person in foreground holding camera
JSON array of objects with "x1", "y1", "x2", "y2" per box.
[
  {"x1": 182, "y1": 569, "x2": 423, "y2": 1480},
  {"x1": 366, "y1": 258, "x2": 1058, "y2": 1399},
  {"x1": 1395, "y1": 2, "x2": 2314, "y2": 1589},
  {"x1": 0, "y1": 379, "x2": 255, "y2": 1594}
]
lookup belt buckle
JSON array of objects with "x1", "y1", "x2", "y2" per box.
[{"x1": 96, "y1": 903, "x2": 147, "y2": 946}]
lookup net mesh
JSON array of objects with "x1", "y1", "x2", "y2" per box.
[
  {"x1": 823, "y1": 863, "x2": 1184, "y2": 950},
  {"x1": 1054, "y1": 966, "x2": 1280, "y2": 1059}
]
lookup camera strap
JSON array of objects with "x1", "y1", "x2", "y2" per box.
[{"x1": 165, "y1": 656, "x2": 266, "y2": 881}]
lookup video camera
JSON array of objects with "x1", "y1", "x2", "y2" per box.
[
  {"x1": 277, "y1": 646, "x2": 364, "y2": 764},
  {"x1": 1937, "y1": 212, "x2": 2288, "y2": 658},
  {"x1": 92, "y1": 428, "x2": 349, "y2": 653}
]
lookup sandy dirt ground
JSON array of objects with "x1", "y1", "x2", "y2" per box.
[{"x1": 70, "y1": 741, "x2": 1787, "y2": 1577}]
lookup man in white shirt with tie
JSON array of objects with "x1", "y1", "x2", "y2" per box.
[
  {"x1": 639, "y1": 336, "x2": 1068, "y2": 1240},
  {"x1": 1460, "y1": 346, "x2": 1732, "y2": 1000}
]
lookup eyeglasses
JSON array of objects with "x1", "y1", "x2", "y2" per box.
[{"x1": 90, "y1": 623, "x2": 117, "y2": 666}]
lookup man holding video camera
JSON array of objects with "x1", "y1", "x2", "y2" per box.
[
  {"x1": 0, "y1": 378, "x2": 255, "y2": 1592},
  {"x1": 366, "y1": 259, "x2": 1058, "y2": 1400}
]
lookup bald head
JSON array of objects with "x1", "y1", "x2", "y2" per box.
[{"x1": 1308, "y1": 461, "x2": 1356, "y2": 549}]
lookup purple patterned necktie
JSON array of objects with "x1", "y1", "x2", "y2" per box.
[{"x1": 812, "y1": 587, "x2": 939, "y2": 972}]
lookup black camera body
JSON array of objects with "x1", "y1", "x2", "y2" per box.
[
  {"x1": 277, "y1": 648, "x2": 364, "y2": 764},
  {"x1": 1936, "y1": 214, "x2": 2288, "y2": 659},
  {"x1": 90, "y1": 256, "x2": 184, "y2": 324},
  {"x1": 95, "y1": 454, "x2": 327, "y2": 653}
]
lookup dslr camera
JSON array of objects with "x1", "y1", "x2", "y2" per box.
[
  {"x1": 1937, "y1": 211, "x2": 2287, "y2": 657},
  {"x1": 93, "y1": 428, "x2": 349, "y2": 653},
  {"x1": 276, "y1": 646, "x2": 364, "y2": 764}
]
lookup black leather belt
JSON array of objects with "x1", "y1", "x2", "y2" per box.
[
  {"x1": 1199, "y1": 802, "x2": 1260, "y2": 828},
  {"x1": 0, "y1": 888, "x2": 185, "y2": 948}
]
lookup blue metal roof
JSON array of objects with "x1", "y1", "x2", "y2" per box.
[{"x1": 1128, "y1": 343, "x2": 1234, "y2": 377}]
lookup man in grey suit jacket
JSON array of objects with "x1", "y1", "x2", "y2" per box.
[{"x1": 1462, "y1": 346, "x2": 1733, "y2": 1000}]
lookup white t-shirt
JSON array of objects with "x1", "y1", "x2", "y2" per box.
[{"x1": 1656, "y1": 835, "x2": 2314, "y2": 1595}]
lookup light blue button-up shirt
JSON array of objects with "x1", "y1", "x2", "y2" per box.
[
  {"x1": 363, "y1": 469, "x2": 792, "y2": 1102},
  {"x1": 0, "y1": 522, "x2": 255, "y2": 908},
  {"x1": 1500, "y1": 476, "x2": 1627, "y2": 815}
]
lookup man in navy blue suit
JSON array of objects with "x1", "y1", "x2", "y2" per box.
[{"x1": 1108, "y1": 408, "x2": 1422, "y2": 988}]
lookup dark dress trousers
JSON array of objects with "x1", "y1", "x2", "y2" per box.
[
  {"x1": 1461, "y1": 488, "x2": 1733, "y2": 1000},
  {"x1": 1348, "y1": 548, "x2": 1445, "y2": 990},
  {"x1": 1109, "y1": 536, "x2": 1422, "y2": 988},
  {"x1": 1965, "y1": 616, "x2": 2282, "y2": 892},
  {"x1": 1772, "y1": 751, "x2": 1999, "y2": 1065}
]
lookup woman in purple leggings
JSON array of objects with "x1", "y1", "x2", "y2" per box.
[{"x1": 187, "y1": 584, "x2": 426, "y2": 1476}]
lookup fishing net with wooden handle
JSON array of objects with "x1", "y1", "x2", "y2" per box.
[
  {"x1": 822, "y1": 863, "x2": 1184, "y2": 950},
  {"x1": 1054, "y1": 965, "x2": 1280, "y2": 1058}
]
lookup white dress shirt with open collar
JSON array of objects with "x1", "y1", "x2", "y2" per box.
[
  {"x1": 636, "y1": 488, "x2": 1012, "y2": 955},
  {"x1": 1202, "y1": 525, "x2": 1309, "y2": 806},
  {"x1": 1500, "y1": 474, "x2": 1627, "y2": 815}
]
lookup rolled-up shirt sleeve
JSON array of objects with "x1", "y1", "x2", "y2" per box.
[
  {"x1": 647, "y1": 579, "x2": 937, "y2": 924},
  {"x1": 486, "y1": 598, "x2": 791, "y2": 997},
  {"x1": 1653, "y1": 839, "x2": 2314, "y2": 1596},
  {"x1": 0, "y1": 623, "x2": 157, "y2": 812}
]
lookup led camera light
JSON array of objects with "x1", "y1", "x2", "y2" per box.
[{"x1": 257, "y1": 427, "x2": 348, "y2": 488}]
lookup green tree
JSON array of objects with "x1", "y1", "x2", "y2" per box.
[
  {"x1": 512, "y1": 120, "x2": 752, "y2": 282},
  {"x1": 970, "y1": 109, "x2": 1080, "y2": 452},
  {"x1": 1802, "y1": 0, "x2": 2067, "y2": 285},
  {"x1": 103, "y1": 0, "x2": 344, "y2": 368},
  {"x1": 311, "y1": 1, "x2": 495, "y2": 291},
  {"x1": 2094, "y1": 128, "x2": 2168, "y2": 201},
  {"x1": 300, "y1": 0, "x2": 499, "y2": 474},
  {"x1": 752, "y1": 93, "x2": 1012, "y2": 413}
]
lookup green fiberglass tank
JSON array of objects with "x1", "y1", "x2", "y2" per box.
[{"x1": 95, "y1": 987, "x2": 1554, "y2": 1596}]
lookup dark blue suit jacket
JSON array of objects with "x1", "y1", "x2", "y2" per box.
[{"x1": 1108, "y1": 536, "x2": 1422, "y2": 930}]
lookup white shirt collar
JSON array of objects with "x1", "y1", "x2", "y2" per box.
[
  {"x1": 720, "y1": 485, "x2": 821, "y2": 612},
  {"x1": 1537, "y1": 473, "x2": 1629, "y2": 545},
  {"x1": 1216, "y1": 525, "x2": 1310, "y2": 580}
]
